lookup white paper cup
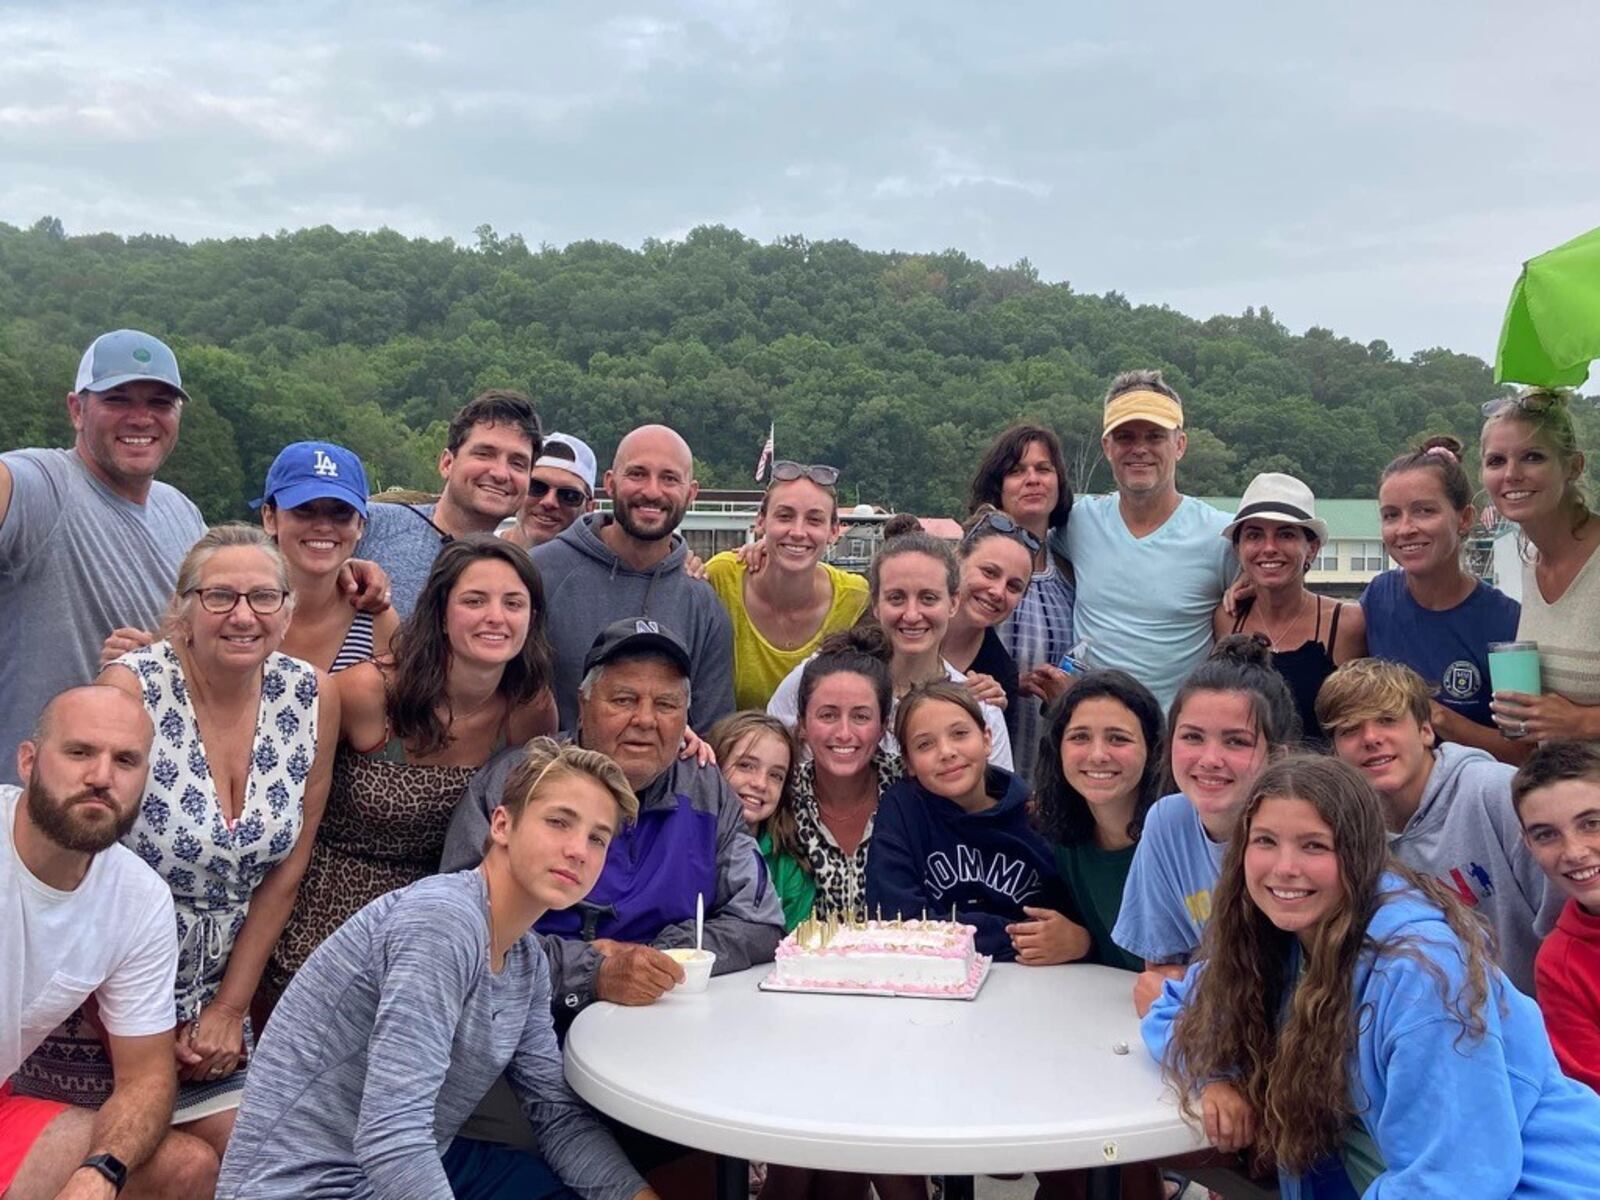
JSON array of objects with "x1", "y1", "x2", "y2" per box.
[{"x1": 665, "y1": 947, "x2": 716, "y2": 993}]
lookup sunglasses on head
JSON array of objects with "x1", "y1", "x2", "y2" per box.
[
  {"x1": 770, "y1": 461, "x2": 840, "y2": 488},
  {"x1": 528, "y1": 478, "x2": 588, "y2": 508},
  {"x1": 963, "y1": 510, "x2": 1041, "y2": 554},
  {"x1": 1481, "y1": 390, "x2": 1558, "y2": 419}
]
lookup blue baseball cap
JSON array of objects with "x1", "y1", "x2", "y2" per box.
[
  {"x1": 252, "y1": 441, "x2": 370, "y2": 516},
  {"x1": 74, "y1": 329, "x2": 189, "y2": 400}
]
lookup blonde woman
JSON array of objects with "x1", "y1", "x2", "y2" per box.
[
  {"x1": 1480, "y1": 388, "x2": 1600, "y2": 744},
  {"x1": 14, "y1": 524, "x2": 337, "y2": 1161}
]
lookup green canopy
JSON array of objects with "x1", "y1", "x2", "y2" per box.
[{"x1": 1495, "y1": 224, "x2": 1600, "y2": 387}]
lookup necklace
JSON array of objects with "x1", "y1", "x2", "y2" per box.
[
  {"x1": 749, "y1": 572, "x2": 829, "y2": 651},
  {"x1": 1256, "y1": 592, "x2": 1313, "y2": 651}
]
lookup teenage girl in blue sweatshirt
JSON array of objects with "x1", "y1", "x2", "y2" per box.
[
  {"x1": 865, "y1": 680, "x2": 1084, "y2": 963},
  {"x1": 1145, "y1": 755, "x2": 1600, "y2": 1199}
]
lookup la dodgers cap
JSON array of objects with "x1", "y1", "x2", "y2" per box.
[{"x1": 251, "y1": 441, "x2": 371, "y2": 516}]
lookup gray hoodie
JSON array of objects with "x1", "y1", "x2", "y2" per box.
[
  {"x1": 531, "y1": 514, "x2": 735, "y2": 732},
  {"x1": 1388, "y1": 742, "x2": 1560, "y2": 995}
]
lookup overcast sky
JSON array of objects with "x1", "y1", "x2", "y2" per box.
[{"x1": 4, "y1": 1, "x2": 1596, "y2": 365}]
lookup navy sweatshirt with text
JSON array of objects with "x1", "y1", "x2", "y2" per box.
[{"x1": 865, "y1": 768, "x2": 1073, "y2": 960}]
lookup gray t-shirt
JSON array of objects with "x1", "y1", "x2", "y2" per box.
[
  {"x1": 216, "y1": 870, "x2": 644, "y2": 1200},
  {"x1": 0, "y1": 448, "x2": 205, "y2": 784},
  {"x1": 354, "y1": 501, "x2": 449, "y2": 621}
]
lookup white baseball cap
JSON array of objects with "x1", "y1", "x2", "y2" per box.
[{"x1": 534, "y1": 432, "x2": 597, "y2": 492}]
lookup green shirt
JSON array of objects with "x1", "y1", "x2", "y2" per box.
[
  {"x1": 759, "y1": 829, "x2": 816, "y2": 932},
  {"x1": 1054, "y1": 839, "x2": 1142, "y2": 972},
  {"x1": 1342, "y1": 1122, "x2": 1384, "y2": 1194}
]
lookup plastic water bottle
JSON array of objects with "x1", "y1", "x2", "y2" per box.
[{"x1": 1057, "y1": 637, "x2": 1092, "y2": 675}]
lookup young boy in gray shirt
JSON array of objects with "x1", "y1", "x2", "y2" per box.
[
  {"x1": 217, "y1": 740, "x2": 658, "y2": 1200},
  {"x1": 1319, "y1": 658, "x2": 1560, "y2": 994}
]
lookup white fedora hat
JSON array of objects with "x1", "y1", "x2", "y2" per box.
[{"x1": 1221, "y1": 472, "x2": 1329, "y2": 544}]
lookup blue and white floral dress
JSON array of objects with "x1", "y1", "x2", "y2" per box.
[{"x1": 10, "y1": 640, "x2": 319, "y2": 1121}]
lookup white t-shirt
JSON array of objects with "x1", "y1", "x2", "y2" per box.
[
  {"x1": 3, "y1": 785, "x2": 179, "y2": 1079},
  {"x1": 766, "y1": 658, "x2": 1014, "y2": 771}
]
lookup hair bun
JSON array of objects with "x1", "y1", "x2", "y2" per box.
[
  {"x1": 818, "y1": 622, "x2": 893, "y2": 663},
  {"x1": 1417, "y1": 434, "x2": 1464, "y2": 462},
  {"x1": 882, "y1": 513, "x2": 923, "y2": 539},
  {"x1": 1209, "y1": 632, "x2": 1274, "y2": 668}
]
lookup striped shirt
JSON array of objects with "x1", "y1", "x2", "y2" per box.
[
  {"x1": 329, "y1": 610, "x2": 376, "y2": 673},
  {"x1": 998, "y1": 557, "x2": 1076, "y2": 781}
]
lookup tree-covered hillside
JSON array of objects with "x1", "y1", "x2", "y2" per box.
[{"x1": 1, "y1": 216, "x2": 1583, "y2": 522}]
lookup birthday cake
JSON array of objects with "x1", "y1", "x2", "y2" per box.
[{"x1": 767, "y1": 916, "x2": 985, "y2": 995}]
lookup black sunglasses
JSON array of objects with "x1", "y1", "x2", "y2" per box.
[
  {"x1": 770, "y1": 461, "x2": 840, "y2": 487},
  {"x1": 529, "y1": 478, "x2": 588, "y2": 508},
  {"x1": 963, "y1": 510, "x2": 1041, "y2": 555}
]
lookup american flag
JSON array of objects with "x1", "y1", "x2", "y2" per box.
[{"x1": 754, "y1": 423, "x2": 775, "y2": 481}]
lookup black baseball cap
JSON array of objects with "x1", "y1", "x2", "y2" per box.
[{"x1": 582, "y1": 618, "x2": 691, "y2": 677}]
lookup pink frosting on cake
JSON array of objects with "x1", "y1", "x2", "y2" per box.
[
  {"x1": 774, "y1": 919, "x2": 975, "y2": 959},
  {"x1": 769, "y1": 919, "x2": 986, "y2": 997},
  {"x1": 773, "y1": 955, "x2": 986, "y2": 996}
]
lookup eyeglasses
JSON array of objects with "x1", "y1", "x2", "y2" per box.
[
  {"x1": 963, "y1": 510, "x2": 1041, "y2": 554},
  {"x1": 187, "y1": 587, "x2": 289, "y2": 615},
  {"x1": 529, "y1": 478, "x2": 588, "y2": 508},
  {"x1": 770, "y1": 461, "x2": 840, "y2": 487},
  {"x1": 1481, "y1": 390, "x2": 1558, "y2": 419}
]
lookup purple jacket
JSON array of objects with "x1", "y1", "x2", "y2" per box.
[{"x1": 442, "y1": 748, "x2": 784, "y2": 1015}]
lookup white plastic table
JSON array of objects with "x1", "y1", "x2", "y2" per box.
[{"x1": 564, "y1": 961, "x2": 1203, "y2": 1197}]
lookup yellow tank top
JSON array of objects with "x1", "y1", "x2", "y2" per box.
[{"x1": 705, "y1": 552, "x2": 869, "y2": 711}]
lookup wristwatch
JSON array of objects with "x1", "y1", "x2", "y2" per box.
[{"x1": 81, "y1": 1153, "x2": 128, "y2": 1192}]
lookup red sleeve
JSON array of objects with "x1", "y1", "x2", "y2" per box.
[{"x1": 1535, "y1": 932, "x2": 1600, "y2": 1093}]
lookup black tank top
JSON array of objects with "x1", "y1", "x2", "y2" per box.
[{"x1": 1233, "y1": 595, "x2": 1343, "y2": 747}]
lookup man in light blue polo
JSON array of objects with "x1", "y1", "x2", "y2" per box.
[
  {"x1": 0, "y1": 330, "x2": 206, "y2": 784},
  {"x1": 1049, "y1": 369, "x2": 1235, "y2": 711}
]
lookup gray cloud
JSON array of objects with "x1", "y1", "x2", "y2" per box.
[{"x1": 3, "y1": 0, "x2": 1597, "y2": 366}]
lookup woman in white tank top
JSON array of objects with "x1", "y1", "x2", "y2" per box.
[{"x1": 1480, "y1": 388, "x2": 1600, "y2": 746}]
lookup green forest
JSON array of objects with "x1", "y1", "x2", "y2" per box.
[{"x1": 1, "y1": 216, "x2": 1592, "y2": 522}]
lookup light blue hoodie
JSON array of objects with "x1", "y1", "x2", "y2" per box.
[{"x1": 1143, "y1": 877, "x2": 1600, "y2": 1199}]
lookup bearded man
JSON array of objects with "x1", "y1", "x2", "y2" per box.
[{"x1": 532, "y1": 425, "x2": 734, "y2": 731}]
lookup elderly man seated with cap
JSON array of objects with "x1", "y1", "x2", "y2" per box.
[
  {"x1": 502, "y1": 432, "x2": 598, "y2": 550},
  {"x1": 443, "y1": 615, "x2": 783, "y2": 1002},
  {"x1": 440, "y1": 618, "x2": 782, "y2": 1198}
]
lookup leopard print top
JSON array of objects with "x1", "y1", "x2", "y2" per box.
[
  {"x1": 790, "y1": 749, "x2": 903, "y2": 922},
  {"x1": 262, "y1": 735, "x2": 483, "y2": 999}
]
